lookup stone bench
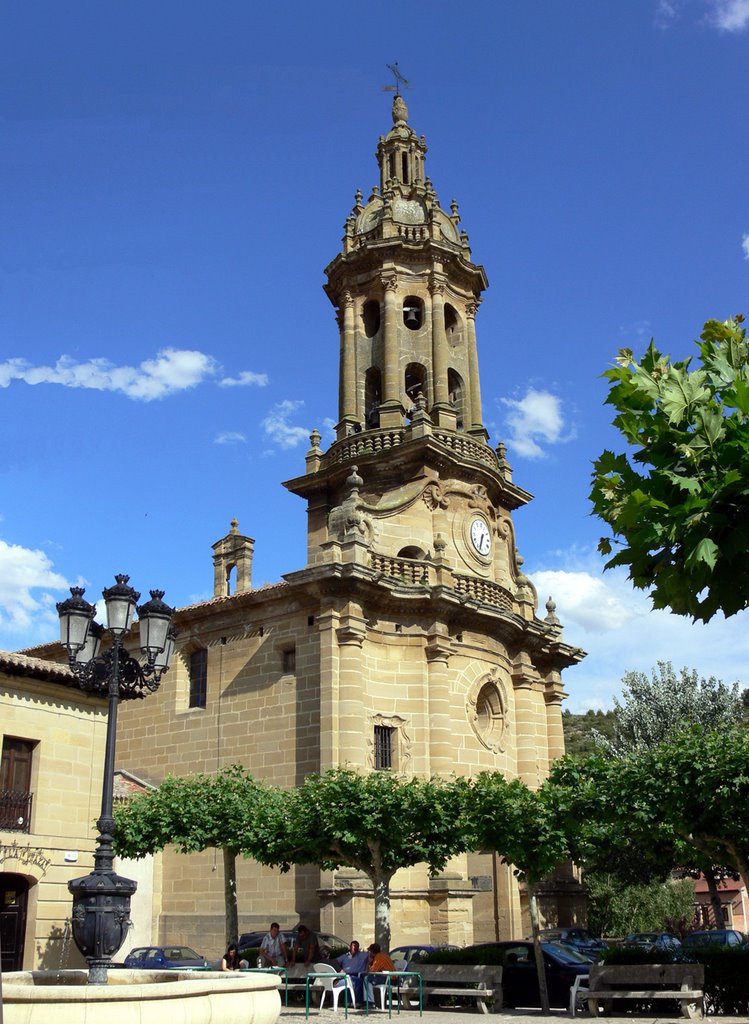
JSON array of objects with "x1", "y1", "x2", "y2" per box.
[
  {"x1": 401, "y1": 964, "x2": 503, "y2": 1014},
  {"x1": 586, "y1": 963, "x2": 704, "y2": 1019}
]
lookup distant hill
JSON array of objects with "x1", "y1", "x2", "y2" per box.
[{"x1": 562, "y1": 708, "x2": 616, "y2": 756}]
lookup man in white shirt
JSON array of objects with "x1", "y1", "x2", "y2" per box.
[{"x1": 259, "y1": 922, "x2": 289, "y2": 967}]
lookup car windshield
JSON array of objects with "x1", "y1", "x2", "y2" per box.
[
  {"x1": 543, "y1": 941, "x2": 595, "y2": 964},
  {"x1": 167, "y1": 947, "x2": 201, "y2": 959}
]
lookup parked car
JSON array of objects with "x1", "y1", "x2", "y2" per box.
[
  {"x1": 623, "y1": 932, "x2": 682, "y2": 952},
  {"x1": 460, "y1": 940, "x2": 592, "y2": 1008},
  {"x1": 237, "y1": 928, "x2": 347, "y2": 955},
  {"x1": 124, "y1": 945, "x2": 207, "y2": 969},
  {"x1": 389, "y1": 944, "x2": 459, "y2": 963},
  {"x1": 682, "y1": 929, "x2": 747, "y2": 949},
  {"x1": 532, "y1": 928, "x2": 607, "y2": 958}
]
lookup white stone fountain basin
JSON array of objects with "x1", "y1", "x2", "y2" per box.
[{"x1": 1, "y1": 968, "x2": 281, "y2": 1024}]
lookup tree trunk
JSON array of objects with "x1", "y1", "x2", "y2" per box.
[
  {"x1": 372, "y1": 872, "x2": 392, "y2": 950},
  {"x1": 223, "y1": 846, "x2": 239, "y2": 946},
  {"x1": 528, "y1": 887, "x2": 550, "y2": 1014},
  {"x1": 704, "y1": 867, "x2": 725, "y2": 928}
]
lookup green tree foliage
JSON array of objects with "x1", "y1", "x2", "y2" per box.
[
  {"x1": 590, "y1": 315, "x2": 749, "y2": 621},
  {"x1": 246, "y1": 768, "x2": 471, "y2": 950},
  {"x1": 550, "y1": 728, "x2": 749, "y2": 894},
  {"x1": 113, "y1": 765, "x2": 283, "y2": 945},
  {"x1": 596, "y1": 661, "x2": 743, "y2": 756},
  {"x1": 584, "y1": 873, "x2": 695, "y2": 937},
  {"x1": 468, "y1": 773, "x2": 569, "y2": 1012}
]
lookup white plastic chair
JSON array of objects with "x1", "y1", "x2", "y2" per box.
[
  {"x1": 370, "y1": 961, "x2": 407, "y2": 1012},
  {"x1": 569, "y1": 973, "x2": 590, "y2": 1017},
  {"x1": 312, "y1": 963, "x2": 356, "y2": 1011}
]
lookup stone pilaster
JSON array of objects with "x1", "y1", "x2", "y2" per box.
[
  {"x1": 336, "y1": 603, "x2": 368, "y2": 766},
  {"x1": 425, "y1": 624, "x2": 454, "y2": 775}
]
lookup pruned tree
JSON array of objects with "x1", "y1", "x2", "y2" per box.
[
  {"x1": 245, "y1": 767, "x2": 472, "y2": 950},
  {"x1": 591, "y1": 314, "x2": 749, "y2": 622},
  {"x1": 550, "y1": 728, "x2": 749, "y2": 898},
  {"x1": 468, "y1": 773, "x2": 569, "y2": 1014},
  {"x1": 113, "y1": 764, "x2": 283, "y2": 945}
]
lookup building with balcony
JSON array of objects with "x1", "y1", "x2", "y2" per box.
[{"x1": 0, "y1": 650, "x2": 106, "y2": 970}]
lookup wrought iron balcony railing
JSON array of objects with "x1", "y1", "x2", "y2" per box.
[{"x1": 0, "y1": 789, "x2": 33, "y2": 832}]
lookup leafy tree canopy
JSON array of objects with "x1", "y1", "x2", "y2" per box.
[
  {"x1": 596, "y1": 661, "x2": 743, "y2": 756},
  {"x1": 113, "y1": 764, "x2": 282, "y2": 859},
  {"x1": 550, "y1": 727, "x2": 749, "y2": 891},
  {"x1": 244, "y1": 767, "x2": 472, "y2": 948},
  {"x1": 590, "y1": 315, "x2": 749, "y2": 621}
]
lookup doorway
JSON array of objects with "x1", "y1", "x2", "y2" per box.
[{"x1": 1, "y1": 873, "x2": 29, "y2": 970}]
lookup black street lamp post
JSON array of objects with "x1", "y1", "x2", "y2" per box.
[{"x1": 57, "y1": 574, "x2": 175, "y2": 984}]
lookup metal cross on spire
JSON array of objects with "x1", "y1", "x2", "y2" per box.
[{"x1": 383, "y1": 62, "x2": 410, "y2": 97}]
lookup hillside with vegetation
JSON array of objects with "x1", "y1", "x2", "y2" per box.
[{"x1": 562, "y1": 708, "x2": 616, "y2": 755}]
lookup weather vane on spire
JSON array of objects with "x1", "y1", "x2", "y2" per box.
[{"x1": 383, "y1": 62, "x2": 410, "y2": 97}]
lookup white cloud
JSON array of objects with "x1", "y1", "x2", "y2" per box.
[
  {"x1": 528, "y1": 551, "x2": 749, "y2": 712},
  {"x1": 261, "y1": 400, "x2": 310, "y2": 449},
  {"x1": 220, "y1": 371, "x2": 269, "y2": 388},
  {"x1": 710, "y1": 0, "x2": 749, "y2": 30},
  {"x1": 742, "y1": 233, "x2": 749, "y2": 259},
  {"x1": 499, "y1": 388, "x2": 572, "y2": 459},
  {"x1": 214, "y1": 431, "x2": 247, "y2": 445},
  {"x1": 0, "y1": 539, "x2": 69, "y2": 643},
  {"x1": 655, "y1": 0, "x2": 681, "y2": 28},
  {"x1": 0, "y1": 349, "x2": 219, "y2": 401}
]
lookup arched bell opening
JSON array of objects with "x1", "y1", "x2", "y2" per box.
[
  {"x1": 448, "y1": 368, "x2": 466, "y2": 431},
  {"x1": 365, "y1": 366, "x2": 382, "y2": 429},
  {"x1": 362, "y1": 299, "x2": 381, "y2": 338},
  {"x1": 445, "y1": 302, "x2": 462, "y2": 345},
  {"x1": 405, "y1": 363, "x2": 427, "y2": 406},
  {"x1": 402, "y1": 296, "x2": 424, "y2": 331}
]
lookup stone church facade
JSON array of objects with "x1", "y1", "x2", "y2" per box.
[{"x1": 114, "y1": 95, "x2": 584, "y2": 954}]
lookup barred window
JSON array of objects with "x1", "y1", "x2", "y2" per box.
[
  {"x1": 1, "y1": 736, "x2": 35, "y2": 832},
  {"x1": 189, "y1": 648, "x2": 208, "y2": 709},
  {"x1": 282, "y1": 647, "x2": 296, "y2": 674},
  {"x1": 374, "y1": 725, "x2": 394, "y2": 770}
]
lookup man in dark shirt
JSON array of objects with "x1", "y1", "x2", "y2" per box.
[{"x1": 290, "y1": 924, "x2": 320, "y2": 967}]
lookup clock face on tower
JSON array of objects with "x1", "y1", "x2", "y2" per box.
[{"x1": 469, "y1": 517, "x2": 492, "y2": 557}]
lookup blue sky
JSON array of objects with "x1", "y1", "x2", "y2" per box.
[{"x1": 2, "y1": 0, "x2": 748, "y2": 711}]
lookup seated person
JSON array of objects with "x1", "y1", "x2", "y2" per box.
[
  {"x1": 259, "y1": 922, "x2": 288, "y2": 967},
  {"x1": 221, "y1": 943, "x2": 249, "y2": 971},
  {"x1": 335, "y1": 939, "x2": 369, "y2": 1001},
  {"x1": 289, "y1": 924, "x2": 320, "y2": 967},
  {"x1": 365, "y1": 943, "x2": 396, "y2": 1003}
]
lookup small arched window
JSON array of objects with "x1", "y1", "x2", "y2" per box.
[{"x1": 397, "y1": 545, "x2": 426, "y2": 560}]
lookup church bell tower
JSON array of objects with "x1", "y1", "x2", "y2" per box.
[{"x1": 284, "y1": 94, "x2": 583, "y2": 783}]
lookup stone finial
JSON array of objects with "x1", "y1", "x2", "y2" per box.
[
  {"x1": 392, "y1": 94, "x2": 409, "y2": 125},
  {"x1": 308, "y1": 428, "x2": 322, "y2": 451},
  {"x1": 230, "y1": 517, "x2": 240, "y2": 534},
  {"x1": 545, "y1": 596, "x2": 563, "y2": 636},
  {"x1": 450, "y1": 198, "x2": 460, "y2": 224},
  {"x1": 346, "y1": 465, "x2": 363, "y2": 495},
  {"x1": 495, "y1": 441, "x2": 513, "y2": 481}
]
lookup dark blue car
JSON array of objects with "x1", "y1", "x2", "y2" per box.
[{"x1": 124, "y1": 945, "x2": 207, "y2": 969}]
